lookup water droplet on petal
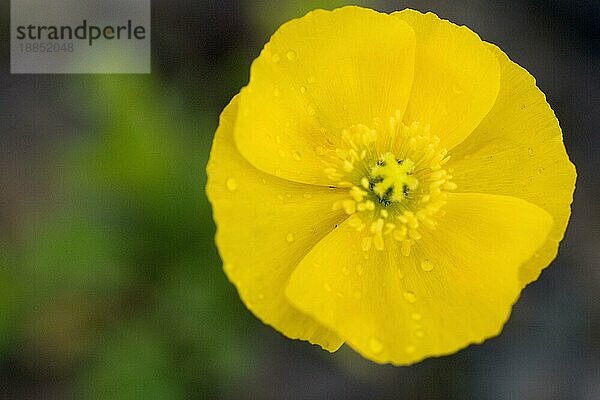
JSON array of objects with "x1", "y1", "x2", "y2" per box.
[
  {"x1": 273, "y1": 88, "x2": 280, "y2": 97},
  {"x1": 405, "y1": 345, "x2": 416, "y2": 354},
  {"x1": 369, "y1": 338, "x2": 383, "y2": 354},
  {"x1": 307, "y1": 75, "x2": 315, "y2": 84},
  {"x1": 271, "y1": 54, "x2": 281, "y2": 63},
  {"x1": 397, "y1": 269, "x2": 404, "y2": 279},
  {"x1": 420, "y1": 259, "x2": 434, "y2": 272},
  {"x1": 299, "y1": 86, "x2": 307, "y2": 94},
  {"x1": 411, "y1": 312, "x2": 422, "y2": 321},
  {"x1": 303, "y1": 193, "x2": 312, "y2": 199},
  {"x1": 403, "y1": 291, "x2": 417, "y2": 303},
  {"x1": 528, "y1": 147, "x2": 535, "y2": 156},
  {"x1": 286, "y1": 50, "x2": 297, "y2": 61},
  {"x1": 414, "y1": 330, "x2": 425, "y2": 339},
  {"x1": 342, "y1": 265, "x2": 350, "y2": 276},
  {"x1": 226, "y1": 178, "x2": 238, "y2": 191},
  {"x1": 257, "y1": 292, "x2": 265, "y2": 300},
  {"x1": 286, "y1": 233, "x2": 295, "y2": 243},
  {"x1": 293, "y1": 151, "x2": 302, "y2": 161},
  {"x1": 307, "y1": 104, "x2": 316, "y2": 116},
  {"x1": 537, "y1": 167, "x2": 545, "y2": 175},
  {"x1": 324, "y1": 283, "x2": 332, "y2": 292},
  {"x1": 224, "y1": 263, "x2": 235, "y2": 272}
]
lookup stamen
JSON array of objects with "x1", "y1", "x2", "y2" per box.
[{"x1": 324, "y1": 115, "x2": 457, "y2": 255}]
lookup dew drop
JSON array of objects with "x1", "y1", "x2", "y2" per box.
[
  {"x1": 303, "y1": 193, "x2": 312, "y2": 199},
  {"x1": 528, "y1": 147, "x2": 535, "y2": 156},
  {"x1": 273, "y1": 88, "x2": 280, "y2": 97},
  {"x1": 257, "y1": 292, "x2": 265, "y2": 300},
  {"x1": 299, "y1": 86, "x2": 307, "y2": 94},
  {"x1": 278, "y1": 149, "x2": 286, "y2": 158},
  {"x1": 414, "y1": 330, "x2": 425, "y2": 339},
  {"x1": 403, "y1": 291, "x2": 417, "y2": 303},
  {"x1": 420, "y1": 259, "x2": 434, "y2": 272},
  {"x1": 286, "y1": 233, "x2": 295, "y2": 243},
  {"x1": 293, "y1": 151, "x2": 302, "y2": 161},
  {"x1": 271, "y1": 53, "x2": 281, "y2": 63},
  {"x1": 226, "y1": 178, "x2": 238, "y2": 191},
  {"x1": 405, "y1": 345, "x2": 416, "y2": 354},
  {"x1": 411, "y1": 312, "x2": 422, "y2": 321},
  {"x1": 369, "y1": 338, "x2": 383, "y2": 354},
  {"x1": 275, "y1": 169, "x2": 282, "y2": 177},
  {"x1": 342, "y1": 265, "x2": 351, "y2": 276},
  {"x1": 397, "y1": 269, "x2": 405, "y2": 279},
  {"x1": 286, "y1": 50, "x2": 297, "y2": 61},
  {"x1": 452, "y1": 83, "x2": 462, "y2": 94},
  {"x1": 307, "y1": 75, "x2": 315, "y2": 84},
  {"x1": 537, "y1": 167, "x2": 545, "y2": 175},
  {"x1": 261, "y1": 178, "x2": 268, "y2": 185},
  {"x1": 223, "y1": 263, "x2": 235, "y2": 272},
  {"x1": 307, "y1": 104, "x2": 316, "y2": 116},
  {"x1": 324, "y1": 283, "x2": 332, "y2": 292}
]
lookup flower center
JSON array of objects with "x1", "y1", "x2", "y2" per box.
[
  {"x1": 323, "y1": 113, "x2": 457, "y2": 255},
  {"x1": 369, "y1": 153, "x2": 418, "y2": 206}
]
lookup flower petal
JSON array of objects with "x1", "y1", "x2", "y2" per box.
[
  {"x1": 235, "y1": 6, "x2": 416, "y2": 185},
  {"x1": 447, "y1": 44, "x2": 577, "y2": 286},
  {"x1": 285, "y1": 193, "x2": 552, "y2": 365},
  {"x1": 394, "y1": 9, "x2": 501, "y2": 151},
  {"x1": 206, "y1": 96, "x2": 351, "y2": 350}
]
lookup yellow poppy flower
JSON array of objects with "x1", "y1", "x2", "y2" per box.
[{"x1": 206, "y1": 6, "x2": 576, "y2": 365}]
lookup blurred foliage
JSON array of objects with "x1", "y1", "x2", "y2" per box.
[{"x1": 7, "y1": 75, "x2": 256, "y2": 398}]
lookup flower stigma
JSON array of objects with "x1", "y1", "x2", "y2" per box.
[{"x1": 327, "y1": 112, "x2": 457, "y2": 255}]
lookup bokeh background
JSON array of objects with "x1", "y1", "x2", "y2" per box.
[{"x1": 1, "y1": 1, "x2": 598, "y2": 399}]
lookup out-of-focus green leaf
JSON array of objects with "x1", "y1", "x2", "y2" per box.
[
  {"x1": 0, "y1": 244, "x2": 21, "y2": 351},
  {"x1": 20, "y1": 211, "x2": 129, "y2": 299},
  {"x1": 75, "y1": 322, "x2": 186, "y2": 400},
  {"x1": 155, "y1": 250, "x2": 256, "y2": 393}
]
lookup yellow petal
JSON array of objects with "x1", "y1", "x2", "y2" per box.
[
  {"x1": 394, "y1": 9, "x2": 501, "y2": 150},
  {"x1": 285, "y1": 193, "x2": 552, "y2": 365},
  {"x1": 447, "y1": 43, "x2": 576, "y2": 286},
  {"x1": 235, "y1": 6, "x2": 416, "y2": 185},
  {"x1": 206, "y1": 95, "x2": 350, "y2": 351}
]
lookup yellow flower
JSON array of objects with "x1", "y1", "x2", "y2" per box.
[{"x1": 206, "y1": 6, "x2": 576, "y2": 365}]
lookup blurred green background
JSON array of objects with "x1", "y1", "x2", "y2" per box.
[{"x1": 1, "y1": 1, "x2": 598, "y2": 399}]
